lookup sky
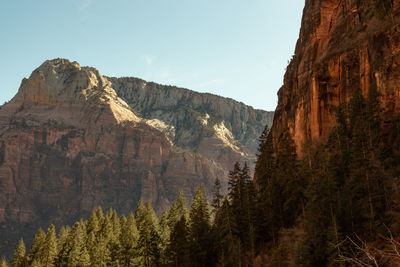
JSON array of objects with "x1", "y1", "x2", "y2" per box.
[{"x1": 0, "y1": 0, "x2": 304, "y2": 111}]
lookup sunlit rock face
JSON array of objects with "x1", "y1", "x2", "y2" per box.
[
  {"x1": 272, "y1": 0, "x2": 400, "y2": 155},
  {"x1": 0, "y1": 58, "x2": 273, "y2": 256}
]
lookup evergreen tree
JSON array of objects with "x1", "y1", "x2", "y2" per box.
[
  {"x1": 254, "y1": 125, "x2": 275, "y2": 242},
  {"x1": 166, "y1": 215, "x2": 190, "y2": 267},
  {"x1": 300, "y1": 153, "x2": 340, "y2": 266},
  {"x1": 137, "y1": 213, "x2": 161, "y2": 267},
  {"x1": 28, "y1": 228, "x2": 46, "y2": 265},
  {"x1": 255, "y1": 125, "x2": 275, "y2": 191},
  {"x1": 42, "y1": 225, "x2": 57, "y2": 267},
  {"x1": 213, "y1": 198, "x2": 241, "y2": 267},
  {"x1": 159, "y1": 210, "x2": 171, "y2": 266},
  {"x1": 228, "y1": 162, "x2": 241, "y2": 202},
  {"x1": 78, "y1": 247, "x2": 91, "y2": 267},
  {"x1": 30, "y1": 259, "x2": 41, "y2": 267},
  {"x1": 55, "y1": 226, "x2": 70, "y2": 266},
  {"x1": 0, "y1": 257, "x2": 8, "y2": 267},
  {"x1": 134, "y1": 200, "x2": 147, "y2": 227},
  {"x1": 66, "y1": 222, "x2": 89, "y2": 266},
  {"x1": 86, "y1": 231, "x2": 98, "y2": 266},
  {"x1": 212, "y1": 177, "x2": 223, "y2": 211},
  {"x1": 228, "y1": 162, "x2": 256, "y2": 264},
  {"x1": 57, "y1": 226, "x2": 70, "y2": 253},
  {"x1": 119, "y1": 212, "x2": 139, "y2": 266},
  {"x1": 109, "y1": 209, "x2": 122, "y2": 264},
  {"x1": 254, "y1": 125, "x2": 275, "y2": 245},
  {"x1": 87, "y1": 210, "x2": 100, "y2": 235},
  {"x1": 189, "y1": 184, "x2": 213, "y2": 267},
  {"x1": 11, "y1": 239, "x2": 26, "y2": 267},
  {"x1": 342, "y1": 89, "x2": 386, "y2": 236},
  {"x1": 93, "y1": 215, "x2": 112, "y2": 265},
  {"x1": 167, "y1": 189, "x2": 188, "y2": 229},
  {"x1": 145, "y1": 203, "x2": 160, "y2": 232},
  {"x1": 274, "y1": 131, "x2": 305, "y2": 228}
]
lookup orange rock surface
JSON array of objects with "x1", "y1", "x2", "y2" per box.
[{"x1": 272, "y1": 0, "x2": 400, "y2": 155}]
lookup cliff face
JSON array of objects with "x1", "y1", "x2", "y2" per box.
[
  {"x1": 0, "y1": 59, "x2": 273, "y2": 255},
  {"x1": 272, "y1": 0, "x2": 400, "y2": 154},
  {"x1": 109, "y1": 77, "x2": 273, "y2": 170}
]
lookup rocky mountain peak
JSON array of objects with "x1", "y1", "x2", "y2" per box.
[
  {"x1": 0, "y1": 59, "x2": 273, "y2": 256},
  {"x1": 3, "y1": 58, "x2": 140, "y2": 129}
]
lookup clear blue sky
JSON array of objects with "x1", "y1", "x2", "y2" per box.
[{"x1": 0, "y1": 0, "x2": 304, "y2": 111}]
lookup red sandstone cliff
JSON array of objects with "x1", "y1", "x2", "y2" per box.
[
  {"x1": 272, "y1": 0, "x2": 400, "y2": 154},
  {"x1": 0, "y1": 59, "x2": 272, "y2": 256}
]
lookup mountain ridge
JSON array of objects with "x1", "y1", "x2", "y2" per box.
[{"x1": 0, "y1": 58, "x2": 273, "y2": 257}]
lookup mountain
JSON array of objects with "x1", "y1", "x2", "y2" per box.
[
  {"x1": 271, "y1": 0, "x2": 400, "y2": 154},
  {"x1": 252, "y1": 0, "x2": 400, "y2": 265},
  {"x1": 0, "y1": 58, "x2": 273, "y2": 256}
]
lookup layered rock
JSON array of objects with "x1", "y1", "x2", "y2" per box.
[
  {"x1": 108, "y1": 76, "x2": 273, "y2": 169},
  {"x1": 272, "y1": 0, "x2": 400, "y2": 154},
  {"x1": 0, "y1": 59, "x2": 272, "y2": 256}
]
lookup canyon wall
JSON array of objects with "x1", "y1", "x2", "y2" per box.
[{"x1": 272, "y1": 0, "x2": 400, "y2": 154}]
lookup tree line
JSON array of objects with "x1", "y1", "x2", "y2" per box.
[{"x1": 2, "y1": 86, "x2": 400, "y2": 266}]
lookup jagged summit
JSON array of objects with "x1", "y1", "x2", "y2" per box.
[{"x1": 5, "y1": 58, "x2": 273, "y2": 154}]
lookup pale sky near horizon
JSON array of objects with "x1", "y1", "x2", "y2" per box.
[{"x1": 0, "y1": 0, "x2": 304, "y2": 111}]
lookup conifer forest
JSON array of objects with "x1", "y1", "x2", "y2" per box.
[{"x1": 2, "y1": 89, "x2": 400, "y2": 266}]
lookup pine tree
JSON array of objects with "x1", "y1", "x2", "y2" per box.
[
  {"x1": 55, "y1": 226, "x2": 70, "y2": 266},
  {"x1": 11, "y1": 239, "x2": 26, "y2": 267},
  {"x1": 28, "y1": 228, "x2": 46, "y2": 265},
  {"x1": 78, "y1": 247, "x2": 91, "y2": 267},
  {"x1": 0, "y1": 257, "x2": 8, "y2": 267},
  {"x1": 66, "y1": 222, "x2": 88, "y2": 266},
  {"x1": 274, "y1": 131, "x2": 304, "y2": 228},
  {"x1": 109, "y1": 209, "x2": 122, "y2": 264},
  {"x1": 137, "y1": 212, "x2": 161, "y2": 267},
  {"x1": 228, "y1": 163, "x2": 256, "y2": 264},
  {"x1": 212, "y1": 177, "x2": 223, "y2": 211},
  {"x1": 255, "y1": 125, "x2": 275, "y2": 191},
  {"x1": 166, "y1": 215, "x2": 190, "y2": 266},
  {"x1": 93, "y1": 215, "x2": 112, "y2": 265},
  {"x1": 242, "y1": 163, "x2": 257, "y2": 262},
  {"x1": 189, "y1": 184, "x2": 213, "y2": 267},
  {"x1": 134, "y1": 200, "x2": 147, "y2": 227},
  {"x1": 119, "y1": 212, "x2": 139, "y2": 266},
  {"x1": 213, "y1": 198, "x2": 241, "y2": 267},
  {"x1": 145, "y1": 203, "x2": 160, "y2": 232},
  {"x1": 167, "y1": 189, "x2": 188, "y2": 229},
  {"x1": 96, "y1": 206, "x2": 105, "y2": 222},
  {"x1": 86, "y1": 231, "x2": 98, "y2": 266},
  {"x1": 87, "y1": 210, "x2": 100, "y2": 235},
  {"x1": 228, "y1": 162, "x2": 241, "y2": 202},
  {"x1": 325, "y1": 102, "x2": 352, "y2": 238},
  {"x1": 300, "y1": 153, "x2": 340, "y2": 266},
  {"x1": 57, "y1": 226, "x2": 70, "y2": 253},
  {"x1": 343, "y1": 89, "x2": 386, "y2": 236},
  {"x1": 159, "y1": 210, "x2": 171, "y2": 266},
  {"x1": 254, "y1": 126, "x2": 276, "y2": 245},
  {"x1": 30, "y1": 259, "x2": 41, "y2": 267},
  {"x1": 42, "y1": 225, "x2": 57, "y2": 267}
]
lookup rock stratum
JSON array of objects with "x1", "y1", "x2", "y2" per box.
[
  {"x1": 0, "y1": 59, "x2": 273, "y2": 255},
  {"x1": 272, "y1": 0, "x2": 400, "y2": 154}
]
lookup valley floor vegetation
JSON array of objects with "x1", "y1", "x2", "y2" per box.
[{"x1": 2, "y1": 87, "x2": 400, "y2": 266}]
